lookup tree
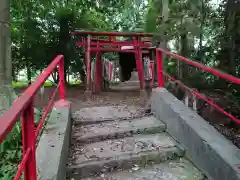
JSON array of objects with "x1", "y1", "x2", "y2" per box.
[
  {"x1": 218, "y1": 0, "x2": 240, "y2": 76},
  {"x1": 0, "y1": 0, "x2": 16, "y2": 115}
]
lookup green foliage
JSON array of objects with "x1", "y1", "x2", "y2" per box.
[
  {"x1": 144, "y1": 0, "x2": 240, "y2": 127},
  {"x1": 3, "y1": 0, "x2": 144, "y2": 177},
  {"x1": 4, "y1": 0, "x2": 240, "y2": 178},
  {"x1": 0, "y1": 122, "x2": 22, "y2": 179}
]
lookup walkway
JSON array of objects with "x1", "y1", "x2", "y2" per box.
[{"x1": 67, "y1": 104, "x2": 205, "y2": 180}]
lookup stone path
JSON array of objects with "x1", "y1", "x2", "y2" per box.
[
  {"x1": 82, "y1": 159, "x2": 204, "y2": 180},
  {"x1": 72, "y1": 106, "x2": 143, "y2": 124},
  {"x1": 67, "y1": 106, "x2": 205, "y2": 180},
  {"x1": 109, "y1": 71, "x2": 140, "y2": 91}
]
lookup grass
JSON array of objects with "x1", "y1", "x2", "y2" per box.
[
  {"x1": 12, "y1": 81, "x2": 28, "y2": 88},
  {"x1": 12, "y1": 81, "x2": 54, "y2": 88},
  {"x1": 70, "y1": 79, "x2": 81, "y2": 85},
  {"x1": 13, "y1": 80, "x2": 81, "y2": 88}
]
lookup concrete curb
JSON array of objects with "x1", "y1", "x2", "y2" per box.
[
  {"x1": 151, "y1": 88, "x2": 240, "y2": 180},
  {"x1": 36, "y1": 100, "x2": 71, "y2": 180}
]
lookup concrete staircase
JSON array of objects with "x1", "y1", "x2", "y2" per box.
[{"x1": 67, "y1": 106, "x2": 205, "y2": 180}]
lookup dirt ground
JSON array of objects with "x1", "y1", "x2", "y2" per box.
[
  {"x1": 16, "y1": 85, "x2": 146, "y2": 111},
  {"x1": 15, "y1": 85, "x2": 240, "y2": 149}
]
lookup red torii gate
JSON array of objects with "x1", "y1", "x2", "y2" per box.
[{"x1": 71, "y1": 31, "x2": 153, "y2": 94}]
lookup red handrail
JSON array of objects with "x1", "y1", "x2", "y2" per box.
[
  {"x1": 0, "y1": 55, "x2": 65, "y2": 180},
  {"x1": 164, "y1": 72, "x2": 240, "y2": 124},
  {"x1": 156, "y1": 48, "x2": 240, "y2": 124},
  {"x1": 157, "y1": 48, "x2": 240, "y2": 85}
]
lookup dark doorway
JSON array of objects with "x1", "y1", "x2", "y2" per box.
[{"x1": 119, "y1": 52, "x2": 136, "y2": 82}]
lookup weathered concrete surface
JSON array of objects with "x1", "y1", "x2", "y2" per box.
[
  {"x1": 72, "y1": 106, "x2": 143, "y2": 124},
  {"x1": 83, "y1": 158, "x2": 205, "y2": 180},
  {"x1": 112, "y1": 71, "x2": 140, "y2": 86},
  {"x1": 109, "y1": 85, "x2": 140, "y2": 91},
  {"x1": 68, "y1": 133, "x2": 184, "y2": 178},
  {"x1": 68, "y1": 147, "x2": 182, "y2": 179},
  {"x1": 109, "y1": 71, "x2": 140, "y2": 91},
  {"x1": 151, "y1": 88, "x2": 240, "y2": 180},
  {"x1": 72, "y1": 116, "x2": 166, "y2": 143},
  {"x1": 36, "y1": 100, "x2": 71, "y2": 180},
  {"x1": 129, "y1": 71, "x2": 140, "y2": 82},
  {"x1": 71, "y1": 133, "x2": 180, "y2": 165}
]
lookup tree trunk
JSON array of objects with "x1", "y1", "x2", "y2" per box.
[
  {"x1": 0, "y1": 0, "x2": 16, "y2": 115},
  {"x1": 51, "y1": 70, "x2": 59, "y2": 84},
  {"x1": 197, "y1": 0, "x2": 205, "y2": 62},
  {"x1": 180, "y1": 31, "x2": 190, "y2": 81},
  {"x1": 27, "y1": 59, "x2": 31, "y2": 84},
  {"x1": 159, "y1": 0, "x2": 169, "y2": 70},
  {"x1": 219, "y1": 0, "x2": 237, "y2": 76}
]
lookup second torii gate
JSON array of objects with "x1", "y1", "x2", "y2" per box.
[{"x1": 72, "y1": 31, "x2": 154, "y2": 94}]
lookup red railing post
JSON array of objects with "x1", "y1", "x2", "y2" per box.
[
  {"x1": 156, "y1": 49, "x2": 164, "y2": 87},
  {"x1": 22, "y1": 101, "x2": 37, "y2": 180},
  {"x1": 59, "y1": 56, "x2": 65, "y2": 99}
]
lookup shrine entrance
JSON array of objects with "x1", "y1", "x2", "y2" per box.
[{"x1": 72, "y1": 31, "x2": 154, "y2": 94}]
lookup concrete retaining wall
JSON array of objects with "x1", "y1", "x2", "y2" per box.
[
  {"x1": 151, "y1": 88, "x2": 240, "y2": 180},
  {"x1": 36, "y1": 100, "x2": 71, "y2": 180}
]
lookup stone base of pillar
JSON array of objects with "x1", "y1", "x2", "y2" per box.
[
  {"x1": 140, "y1": 89, "x2": 146, "y2": 98},
  {"x1": 101, "y1": 80, "x2": 110, "y2": 92},
  {"x1": 84, "y1": 90, "x2": 92, "y2": 100}
]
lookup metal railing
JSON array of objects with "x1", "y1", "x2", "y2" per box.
[
  {"x1": 156, "y1": 48, "x2": 240, "y2": 124},
  {"x1": 0, "y1": 55, "x2": 65, "y2": 180}
]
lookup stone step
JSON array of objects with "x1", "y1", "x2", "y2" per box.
[
  {"x1": 81, "y1": 158, "x2": 205, "y2": 180},
  {"x1": 114, "y1": 81, "x2": 140, "y2": 86},
  {"x1": 67, "y1": 133, "x2": 184, "y2": 179},
  {"x1": 109, "y1": 81, "x2": 141, "y2": 91},
  {"x1": 72, "y1": 116, "x2": 166, "y2": 144},
  {"x1": 72, "y1": 106, "x2": 144, "y2": 125},
  {"x1": 109, "y1": 85, "x2": 140, "y2": 91}
]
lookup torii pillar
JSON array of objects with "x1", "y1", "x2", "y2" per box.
[
  {"x1": 133, "y1": 36, "x2": 144, "y2": 90},
  {"x1": 85, "y1": 35, "x2": 92, "y2": 95},
  {"x1": 94, "y1": 52, "x2": 102, "y2": 93}
]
